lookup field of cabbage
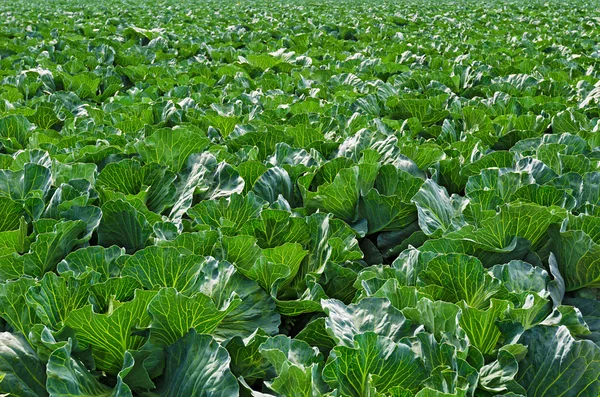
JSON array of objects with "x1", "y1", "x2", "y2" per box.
[{"x1": 0, "y1": 0, "x2": 599, "y2": 395}]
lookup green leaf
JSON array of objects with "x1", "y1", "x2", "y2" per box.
[
  {"x1": 57, "y1": 245, "x2": 125, "y2": 281},
  {"x1": 365, "y1": 165, "x2": 422, "y2": 227},
  {"x1": 447, "y1": 203, "x2": 566, "y2": 251},
  {"x1": 44, "y1": 181, "x2": 95, "y2": 219},
  {"x1": 52, "y1": 161, "x2": 97, "y2": 187},
  {"x1": 219, "y1": 235, "x2": 262, "y2": 275},
  {"x1": 510, "y1": 184, "x2": 576, "y2": 210},
  {"x1": 237, "y1": 161, "x2": 268, "y2": 194},
  {"x1": 89, "y1": 277, "x2": 142, "y2": 313},
  {"x1": 197, "y1": 258, "x2": 280, "y2": 340},
  {"x1": 322, "y1": 298, "x2": 411, "y2": 347},
  {"x1": 98, "y1": 199, "x2": 152, "y2": 253},
  {"x1": 360, "y1": 188, "x2": 418, "y2": 234},
  {"x1": 321, "y1": 262, "x2": 360, "y2": 304},
  {"x1": 254, "y1": 243, "x2": 308, "y2": 291},
  {"x1": 0, "y1": 115, "x2": 33, "y2": 147},
  {"x1": 414, "y1": 388, "x2": 467, "y2": 397},
  {"x1": 27, "y1": 105, "x2": 59, "y2": 130},
  {"x1": 465, "y1": 169, "x2": 531, "y2": 210},
  {"x1": 23, "y1": 216, "x2": 98, "y2": 277},
  {"x1": 458, "y1": 299, "x2": 511, "y2": 355},
  {"x1": 504, "y1": 293, "x2": 552, "y2": 331},
  {"x1": 134, "y1": 127, "x2": 210, "y2": 172},
  {"x1": 25, "y1": 272, "x2": 91, "y2": 329},
  {"x1": 420, "y1": 253, "x2": 503, "y2": 309},
  {"x1": 565, "y1": 214, "x2": 600, "y2": 243},
  {"x1": 551, "y1": 110, "x2": 591, "y2": 134},
  {"x1": 121, "y1": 247, "x2": 206, "y2": 295},
  {"x1": 323, "y1": 332, "x2": 427, "y2": 396},
  {"x1": 540, "y1": 305, "x2": 591, "y2": 336},
  {"x1": 240, "y1": 209, "x2": 311, "y2": 249},
  {"x1": 226, "y1": 330, "x2": 271, "y2": 384},
  {"x1": 259, "y1": 335, "x2": 328, "y2": 397},
  {"x1": 581, "y1": 172, "x2": 600, "y2": 208},
  {"x1": 549, "y1": 227, "x2": 600, "y2": 291},
  {"x1": 478, "y1": 347, "x2": 526, "y2": 394},
  {"x1": 46, "y1": 339, "x2": 133, "y2": 397},
  {"x1": 516, "y1": 325, "x2": 600, "y2": 396},
  {"x1": 302, "y1": 166, "x2": 362, "y2": 223},
  {"x1": 0, "y1": 216, "x2": 27, "y2": 260},
  {"x1": 295, "y1": 318, "x2": 336, "y2": 355},
  {"x1": 185, "y1": 153, "x2": 245, "y2": 202},
  {"x1": 148, "y1": 330, "x2": 239, "y2": 397},
  {"x1": 274, "y1": 280, "x2": 327, "y2": 317},
  {"x1": 0, "y1": 198, "x2": 23, "y2": 232},
  {"x1": 401, "y1": 142, "x2": 446, "y2": 169},
  {"x1": 0, "y1": 164, "x2": 51, "y2": 201},
  {"x1": 305, "y1": 213, "x2": 363, "y2": 277},
  {"x1": 489, "y1": 261, "x2": 551, "y2": 296},
  {"x1": 402, "y1": 298, "x2": 462, "y2": 341},
  {"x1": 63, "y1": 290, "x2": 156, "y2": 375},
  {"x1": 97, "y1": 160, "x2": 176, "y2": 214},
  {"x1": 187, "y1": 193, "x2": 264, "y2": 233},
  {"x1": 0, "y1": 277, "x2": 39, "y2": 340},
  {"x1": 461, "y1": 151, "x2": 515, "y2": 180},
  {"x1": 252, "y1": 167, "x2": 293, "y2": 204},
  {"x1": 96, "y1": 159, "x2": 148, "y2": 195},
  {"x1": 147, "y1": 287, "x2": 240, "y2": 347},
  {"x1": 412, "y1": 179, "x2": 468, "y2": 237},
  {"x1": 222, "y1": 236, "x2": 309, "y2": 298},
  {"x1": 0, "y1": 332, "x2": 47, "y2": 397}
]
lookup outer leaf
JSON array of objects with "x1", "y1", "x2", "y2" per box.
[
  {"x1": 549, "y1": 228, "x2": 600, "y2": 291},
  {"x1": 0, "y1": 198, "x2": 22, "y2": 232},
  {"x1": 24, "y1": 217, "x2": 96, "y2": 277},
  {"x1": 121, "y1": 247, "x2": 206, "y2": 295},
  {"x1": 252, "y1": 167, "x2": 293, "y2": 204},
  {"x1": 447, "y1": 203, "x2": 566, "y2": 252},
  {"x1": 402, "y1": 298, "x2": 462, "y2": 340},
  {"x1": 147, "y1": 330, "x2": 239, "y2": 397},
  {"x1": 489, "y1": 261, "x2": 551, "y2": 296},
  {"x1": 563, "y1": 297, "x2": 600, "y2": 346},
  {"x1": 458, "y1": 300, "x2": 511, "y2": 355},
  {"x1": 303, "y1": 166, "x2": 362, "y2": 223},
  {"x1": 148, "y1": 287, "x2": 240, "y2": 347},
  {"x1": 478, "y1": 347, "x2": 525, "y2": 394},
  {"x1": 63, "y1": 290, "x2": 157, "y2": 374},
  {"x1": 226, "y1": 331, "x2": 271, "y2": 384},
  {"x1": 360, "y1": 188, "x2": 418, "y2": 234},
  {"x1": 0, "y1": 277, "x2": 39, "y2": 340},
  {"x1": 187, "y1": 193, "x2": 264, "y2": 233},
  {"x1": 259, "y1": 335, "x2": 328, "y2": 397},
  {"x1": 411, "y1": 179, "x2": 467, "y2": 237},
  {"x1": 323, "y1": 332, "x2": 427, "y2": 396},
  {"x1": 197, "y1": 258, "x2": 280, "y2": 340},
  {"x1": 157, "y1": 231, "x2": 219, "y2": 256},
  {"x1": 420, "y1": 253, "x2": 502, "y2": 309},
  {"x1": 322, "y1": 298, "x2": 411, "y2": 347},
  {"x1": 46, "y1": 339, "x2": 133, "y2": 397},
  {"x1": 98, "y1": 199, "x2": 152, "y2": 253},
  {"x1": 25, "y1": 272, "x2": 91, "y2": 329},
  {"x1": 57, "y1": 245, "x2": 125, "y2": 281},
  {"x1": 89, "y1": 277, "x2": 142, "y2": 313},
  {"x1": 240, "y1": 209, "x2": 311, "y2": 249},
  {"x1": 517, "y1": 325, "x2": 600, "y2": 396},
  {"x1": 0, "y1": 332, "x2": 47, "y2": 397},
  {"x1": 134, "y1": 127, "x2": 210, "y2": 172},
  {"x1": 295, "y1": 318, "x2": 336, "y2": 355},
  {"x1": 0, "y1": 164, "x2": 51, "y2": 200}
]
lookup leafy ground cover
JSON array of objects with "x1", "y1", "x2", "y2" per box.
[{"x1": 1, "y1": 0, "x2": 600, "y2": 395}]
